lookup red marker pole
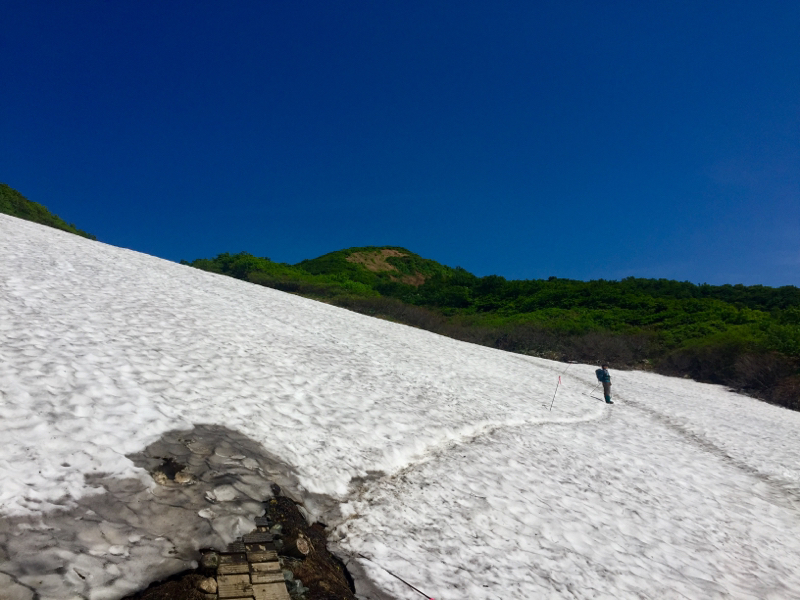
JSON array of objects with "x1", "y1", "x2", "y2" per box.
[{"x1": 549, "y1": 376, "x2": 561, "y2": 411}]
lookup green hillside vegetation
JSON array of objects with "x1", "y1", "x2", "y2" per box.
[
  {"x1": 186, "y1": 247, "x2": 800, "y2": 411},
  {"x1": 0, "y1": 183, "x2": 96, "y2": 240}
]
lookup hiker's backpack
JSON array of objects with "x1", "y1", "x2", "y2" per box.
[{"x1": 595, "y1": 368, "x2": 604, "y2": 381}]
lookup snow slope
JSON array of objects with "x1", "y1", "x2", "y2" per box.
[{"x1": 1, "y1": 213, "x2": 799, "y2": 599}]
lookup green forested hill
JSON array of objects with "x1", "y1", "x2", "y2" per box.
[
  {"x1": 0, "y1": 183, "x2": 96, "y2": 240},
  {"x1": 186, "y1": 247, "x2": 800, "y2": 410}
]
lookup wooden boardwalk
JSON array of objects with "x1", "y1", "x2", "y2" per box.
[{"x1": 204, "y1": 517, "x2": 290, "y2": 600}]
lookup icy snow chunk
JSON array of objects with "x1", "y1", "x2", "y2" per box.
[
  {"x1": 206, "y1": 485, "x2": 238, "y2": 503},
  {"x1": 198, "y1": 508, "x2": 216, "y2": 520}
]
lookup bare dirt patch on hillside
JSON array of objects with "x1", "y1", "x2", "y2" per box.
[
  {"x1": 346, "y1": 250, "x2": 427, "y2": 286},
  {"x1": 346, "y1": 249, "x2": 407, "y2": 272},
  {"x1": 398, "y1": 272, "x2": 426, "y2": 286}
]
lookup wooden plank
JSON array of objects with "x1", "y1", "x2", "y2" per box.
[
  {"x1": 254, "y1": 517, "x2": 271, "y2": 527},
  {"x1": 242, "y1": 532, "x2": 274, "y2": 544},
  {"x1": 244, "y1": 543, "x2": 276, "y2": 553},
  {"x1": 252, "y1": 583, "x2": 291, "y2": 600},
  {"x1": 247, "y1": 550, "x2": 278, "y2": 563},
  {"x1": 219, "y1": 553, "x2": 247, "y2": 564},
  {"x1": 226, "y1": 541, "x2": 247, "y2": 553},
  {"x1": 250, "y1": 570, "x2": 285, "y2": 585},
  {"x1": 217, "y1": 573, "x2": 253, "y2": 599},
  {"x1": 251, "y1": 562, "x2": 281, "y2": 573},
  {"x1": 218, "y1": 563, "x2": 250, "y2": 575}
]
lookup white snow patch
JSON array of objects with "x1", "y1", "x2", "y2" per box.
[{"x1": 1, "y1": 213, "x2": 800, "y2": 599}]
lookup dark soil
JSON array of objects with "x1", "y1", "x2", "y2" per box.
[{"x1": 265, "y1": 495, "x2": 355, "y2": 600}]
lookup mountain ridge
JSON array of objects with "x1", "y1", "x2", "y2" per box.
[{"x1": 0, "y1": 183, "x2": 96, "y2": 240}]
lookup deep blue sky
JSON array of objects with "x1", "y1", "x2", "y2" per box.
[{"x1": 2, "y1": 1, "x2": 798, "y2": 285}]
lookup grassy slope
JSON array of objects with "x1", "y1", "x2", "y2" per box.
[{"x1": 0, "y1": 183, "x2": 96, "y2": 240}]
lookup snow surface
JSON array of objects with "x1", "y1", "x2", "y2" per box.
[{"x1": 1, "y1": 213, "x2": 800, "y2": 599}]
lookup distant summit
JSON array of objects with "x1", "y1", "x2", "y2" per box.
[
  {"x1": 0, "y1": 183, "x2": 95, "y2": 240},
  {"x1": 347, "y1": 248, "x2": 426, "y2": 285},
  {"x1": 298, "y1": 246, "x2": 454, "y2": 288}
]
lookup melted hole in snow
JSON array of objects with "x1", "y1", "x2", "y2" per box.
[
  {"x1": 152, "y1": 457, "x2": 187, "y2": 483},
  {"x1": 0, "y1": 425, "x2": 343, "y2": 600}
]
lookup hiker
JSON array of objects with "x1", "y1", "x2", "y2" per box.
[{"x1": 595, "y1": 364, "x2": 613, "y2": 404}]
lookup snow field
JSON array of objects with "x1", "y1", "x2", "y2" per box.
[
  {"x1": 0, "y1": 215, "x2": 594, "y2": 518},
  {"x1": 337, "y1": 402, "x2": 800, "y2": 599},
  {"x1": 2, "y1": 213, "x2": 800, "y2": 599}
]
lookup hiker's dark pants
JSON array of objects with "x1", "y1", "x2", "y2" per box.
[{"x1": 602, "y1": 381, "x2": 612, "y2": 401}]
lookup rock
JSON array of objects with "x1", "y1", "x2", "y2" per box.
[
  {"x1": 197, "y1": 577, "x2": 217, "y2": 593},
  {"x1": 200, "y1": 552, "x2": 219, "y2": 570},
  {"x1": 198, "y1": 508, "x2": 216, "y2": 519},
  {"x1": 205, "y1": 485, "x2": 238, "y2": 503},
  {"x1": 287, "y1": 578, "x2": 309, "y2": 596},
  {"x1": 213, "y1": 444, "x2": 236, "y2": 457},
  {"x1": 174, "y1": 471, "x2": 194, "y2": 485},
  {"x1": 187, "y1": 441, "x2": 213, "y2": 455}
]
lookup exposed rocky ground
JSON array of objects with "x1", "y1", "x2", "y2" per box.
[{"x1": 124, "y1": 487, "x2": 355, "y2": 600}]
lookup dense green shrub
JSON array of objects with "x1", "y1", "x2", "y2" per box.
[{"x1": 0, "y1": 183, "x2": 96, "y2": 240}]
